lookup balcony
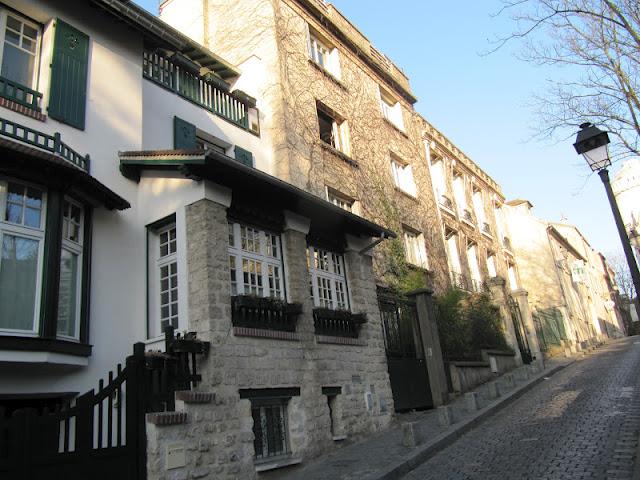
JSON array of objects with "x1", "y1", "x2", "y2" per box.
[
  {"x1": 461, "y1": 209, "x2": 474, "y2": 225},
  {"x1": 313, "y1": 308, "x2": 367, "y2": 338},
  {"x1": 0, "y1": 76, "x2": 42, "y2": 112},
  {"x1": 231, "y1": 295, "x2": 302, "y2": 332},
  {"x1": 439, "y1": 194, "x2": 454, "y2": 211},
  {"x1": 143, "y1": 50, "x2": 259, "y2": 134}
]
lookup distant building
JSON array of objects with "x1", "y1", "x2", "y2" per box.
[{"x1": 612, "y1": 158, "x2": 640, "y2": 260}]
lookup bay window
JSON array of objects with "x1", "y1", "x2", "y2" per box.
[
  {"x1": 57, "y1": 199, "x2": 83, "y2": 339},
  {"x1": 0, "y1": 181, "x2": 45, "y2": 334},
  {"x1": 307, "y1": 246, "x2": 349, "y2": 311},
  {"x1": 228, "y1": 222, "x2": 284, "y2": 299}
]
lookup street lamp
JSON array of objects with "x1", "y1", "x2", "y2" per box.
[{"x1": 573, "y1": 122, "x2": 640, "y2": 320}]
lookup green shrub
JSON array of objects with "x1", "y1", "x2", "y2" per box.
[{"x1": 436, "y1": 289, "x2": 510, "y2": 360}]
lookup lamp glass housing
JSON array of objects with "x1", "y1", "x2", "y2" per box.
[{"x1": 582, "y1": 144, "x2": 611, "y2": 171}]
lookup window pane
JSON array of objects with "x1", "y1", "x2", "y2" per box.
[
  {"x1": 0, "y1": 235, "x2": 38, "y2": 331},
  {"x1": 5, "y1": 202, "x2": 22, "y2": 224},
  {"x1": 6, "y1": 16, "x2": 21, "y2": 32},
  {"x1": 2, "y1": 43, "x2": 35, "y2": 87},
  {"x1": 57, "y1": 249, "x2": 79, "y2": 337}
]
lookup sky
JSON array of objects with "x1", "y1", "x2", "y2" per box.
[{"x1": 135, "y1": 0, "x2": 626, "y2": 257}]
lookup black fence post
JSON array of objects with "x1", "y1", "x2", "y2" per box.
[{"x1": 127, "y1": 342, "x2": 148, "y2": 480}]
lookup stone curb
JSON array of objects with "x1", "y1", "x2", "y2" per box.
[{"x1": 365, "y1": 360, "x2": 577, "y2": 480}]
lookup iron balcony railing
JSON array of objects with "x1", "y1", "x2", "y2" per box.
[
  {"x1": 312, "y1": 308, "x2": 367, "y2": 338},
  {"x1": 0, "y1": 116, "x2": 90, "y2": 171},
  {"x1": 450, "y1": 271, "x2": 484, "y2": 293},
  {"x1": 0, "y1": 76, "x2": 42, "y2": 111},
  {"x1": 231, "y1": 295, "x2": 303, "y2": 332},
  {"x1": 143, "y1": 50, "x2": 257, "y2": 132}
]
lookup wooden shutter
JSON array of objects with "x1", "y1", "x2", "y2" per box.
[
  {"x1": 48, "y1": 19, "x2": 89, "y2": 130},
  {"x1": 234, "y1": 146, "x2": 254, "y2": 167},
  {"x1": 173, "y1": 117, "x2": 197, "y2": 149}
]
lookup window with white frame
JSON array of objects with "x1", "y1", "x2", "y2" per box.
[
  {"x1": 486, "y1": 253, "x2": 497, "y2": 278},
  {"x1": 430, "y1": 155, "x2": 449, "y2": 204},
  {"x1": 472, "y1": 188, "x2": 486, "y2": 226},
  {"x1": 467, "y1": 243, "x2": 482, "y2": 284},
  {"x1": 0, "y1": 11, "x2": 40, "y2": 90},
  {"x1": 228, "y1": 222, "x2": 284, "y2": 299},
  {"x1": 508, "y1": 262, "x2": 518, "y2": 290},
  {"x1": 0, "y1": 180, "x2": 45, "y2": 334},
  {"x1": 307, "y1": 246, "x2": 349, "y2": 310},
  {"x1": 326, "y1": 187, "x2": 354, "y2": 213},
  {"x1": 308, "y1": 28, "x2": 341, "y2": 78},
  {"x1": 148, "y1": 222, "x2": 179, "y2": 338},
  {"x1": 402, "y1": 228, "x2": 428, "y2": 269},
  {"x1": 445, "y1": 227, "x2": 462, "y2": 275},
  {"x1": 391, "y1": 154, "x2": 417, "y2": 197},
  {"x1": 379, "y1": 86, "x2": 404, "y2": 131},
  {"x1": 453, "y1": 174, "x2": 466, "y2": 213},
  {"x1": 317, "y1": 103, "x2": 351, "y2": 156},
  {"x1": 57, "y1": 199, "x2": 84, "y2": 339}
]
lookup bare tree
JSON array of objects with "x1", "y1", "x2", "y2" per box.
[
  {"x1": 493, "y1": 0, "x2": 640, "y2": 160},
  {"x1": 607, "y1": 250, "x2": 636, "y2": 298}
]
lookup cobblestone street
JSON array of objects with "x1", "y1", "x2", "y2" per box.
[{"x1": 403, "y1": 338, "x2": 640, "y2": 480}]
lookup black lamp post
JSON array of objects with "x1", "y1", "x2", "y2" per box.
[{"x1": 573, "y1": 122, "x2": 640, "y2": 320}]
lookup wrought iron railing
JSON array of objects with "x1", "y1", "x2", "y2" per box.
[
  {"x1": 439, "y1": 194, "x2": 454, "y2": 210},
  {"x1": 0, "y1": 117, "x2": 90, "y2": 171},
  {"x1": 313, "y1": 308, "x2": 366, "y2": 338},
  {"x1": 143, "y1": 50, "x2": 257, "y2": 132},
  {"x1": 0, "y1": 76, "x2": 42, "y2": 111},
  {"x1": 231, "y1": 295, "x2": 303, "y2": 332}
]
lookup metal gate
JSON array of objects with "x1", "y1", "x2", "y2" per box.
[
  {"x1": 378, "y1": 290, "x2": 433, "y2": 411},
  {"x1": 508, "y1": 296, "x2": 532, "y2": 364}
]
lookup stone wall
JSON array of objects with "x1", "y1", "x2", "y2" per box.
[{"x1": 146, "y1": 197, "x2": 394, "y2": 480}]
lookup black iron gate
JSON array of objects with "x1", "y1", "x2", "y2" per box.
[
  {"x1": 378, "y1": 290, "x2": 433, "y2": 411},
  {"x1": 509, "y1": 296, "x2": 532, "y2": 364},
  {"x1": 0, "y1": 328, "x2": 208, "y2": 480}
]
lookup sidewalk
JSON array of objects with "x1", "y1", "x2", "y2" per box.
[{"x1": 272, "y1": 354, "x2": 583, "y2": 480}]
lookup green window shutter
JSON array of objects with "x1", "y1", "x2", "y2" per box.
[
  {"x1": 234, "y1": 145, "x2": 254, "y2": 167},
  {"x1": 48, "y1": 19, "x2": 90, "y2": 130},
  {"x1": 174, "y1": 116, "x2": 197, "y2": 149}
]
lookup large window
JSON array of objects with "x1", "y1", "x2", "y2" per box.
[
  {"x1": 228, "y1": 223, "x2": 284, "y2": 299},
  {"x1": 379, "y1": 86, "x2": 404, "y2": 131},
  {"x1": 308, "y1": 28, "x2": 341, "y2": 79},
  {"x1": 402, "y1": 228, "x2": 428, "y2": 269},
  {"x1": 0, "y1": 11, "x2": 40, "y2": 89},
  {"x1": 0, "y1": 180, "x2": 45, "y2": 334},
  {"x1": 317, "y1": 103, "x2": 351, "y2": 157},
  {"x1": 57, "y1": 199, "x2": 83, "y2": 339},
  {"x1": 307, "y1": 246, "x2": 349, "y2": 310},
  {"x1": 148, "y1": 221, "x2": 180, "y2": 338},
  {"x1": 391, "y1": 154, "x2": 417, "y2": 197}
]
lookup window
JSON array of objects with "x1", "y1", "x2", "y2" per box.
[
  {"x1": 317, "y1": 103, "x2": 351, "y2": 156},
  {"x1": 57, "y1": 199, "x2": 84, "y2": 339},
  {"x1": 307, "y1": 246, "x2": 349, "y2": 310},
  {"x1": 444, "y1": 227, "x2": 462, "y2": 275},
  {"x1": 453, "y1": 174, "x2": 466, "y2": 214},
  {"x1": 430, "y1": 154, "x2": 450, "y2": 208},
  {"x1": 508, "y1": 263, "x2": 518, "y2": 290},
  {"x1": 196, "y1": 133, "x2": 227, "y2": 155},
  {"x1": 308, "y1": 28, "x2": 341, "y2": 78},
  {"x1": 148, "y1": 220, "x2": 181, "y2": 338},
  {"x1": 326, "y1": 188, "x2": 354, "y2": 213},
  {"x1": 487, "y1": 253, "x2": 497, "y2": 278},
  {"x1": 467, "y1": 242, "x2": 482, "y2": 291},
  {"x1": 379, "y1": 86, "x2": 404, "y2": 131},
  {"x1": 228, "y1": 222, "x2": 284, "y2": 299},
  {"x1": 472, "y1": 188, "x2": 486, "y2": 226},
  {"x1": 0, "y1": 12, "x2": 40, "y2": 90},
  {"x1": 391, "y1": 154, "x2": 417, "y2": 197},
  {"x1": 251, "y1": 397, "x2": 290, "y2": 460},
  {"x1": 0, "y1": 180, "x2": 44, "y2": 334},
  {"x1": 402, "y1": 228, "x2": 428, "y2": 269}
]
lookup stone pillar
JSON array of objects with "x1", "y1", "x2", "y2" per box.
[
  {"x1": 486, "y1": 276, "x2": 522, "y2": 364},
  {"x1": 409, "y1": 289, "x2": 449, "y2": 407},
  {"x1": 511, "y1": 289, "x2": 542, "y2": 360}
]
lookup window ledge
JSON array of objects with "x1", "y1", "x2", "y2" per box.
[
  {"x1": 382, "y1": 117, "x2": 408, "y2": 138},
  {"x1": 481, "y1": 231, "x2": 494, "y2": 240},
  {"x1": 394, "y1": 186, "x2": 418, "y2": 202},
  {"x1": 320, "y1": 142, "x2": 358, "y2": 168},
  {"x1": 233, "y1": 326, "x2": 302, "y2": 341},
  {"x1": 308, "y1": 59, "x2": 347, "y2": 90},
  {"x1": 0, "y1": 335, "x2": 91, "y2": 357},
  {"x1": 461, "y1": 217, "x2": 475, "y2": 229},
  {"x1": 254, "y1": 456, "x2": 302, "y2": 473},
  {"x1": 316, "y1": 334, "x2": 367, "y2": 346},
  {"x1": 439, "y1": 203, "x2": 456, "y2": 217},
  {"x1": 0, "y1": 96, "x2": 46, "y2": 122}
]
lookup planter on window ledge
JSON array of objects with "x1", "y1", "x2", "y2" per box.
[
  {"x1": 231, "y1": 295, "x2": 303, "y2": 332},
  {"x1": 313, "y1": 308, "x2": 367, "y2": 338}
]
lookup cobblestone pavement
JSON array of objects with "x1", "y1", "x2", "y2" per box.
[{"x1": 403, "y1": 337, "x2": 640, "y2": 480}]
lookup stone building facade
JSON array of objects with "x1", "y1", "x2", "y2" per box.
[
  {"x1": 504, "y1": 200, "x2": 625, "y2": 355},
  {"x1": 160, "y1": 0, "x2": 451, "y2": 292}
]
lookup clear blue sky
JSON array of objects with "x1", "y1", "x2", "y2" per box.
[{"x1": 135, "y1": 0, "x2": 622, "y2": 256}]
